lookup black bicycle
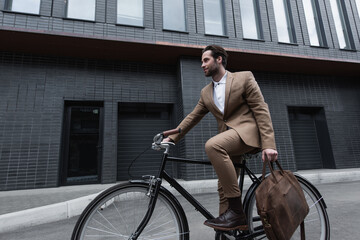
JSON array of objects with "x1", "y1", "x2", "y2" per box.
[{"x1": 72, "y1": 129, "x2": 330, "y2": 240}]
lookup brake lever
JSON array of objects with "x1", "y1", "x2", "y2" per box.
[{"x1": 153, "y1": 133, "x2": 164, "y2": 145}]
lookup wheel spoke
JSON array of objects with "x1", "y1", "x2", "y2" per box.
[
  {"x1": 85, "y1": 226, "x2": 125, "y2": 237},
  {"x1": 111, "y1": 197, "x2": 130, "y2": 233},
  {"x1": 95, "y1": 209, "x2": 121, "y2": 234},
  {"x1": 308, "y1": 196, "x2": 323, "y2": 209},
  {"x1": 88, "y1": 218, "x2": 117, "y2": 234},
  {"x1": 142, "y1": 220, "x2": 175, "y2": 235}
]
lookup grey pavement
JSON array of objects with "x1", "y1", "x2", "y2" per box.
[{"x1": 1, "y1": 168, "x2": 360, "y2": 234}]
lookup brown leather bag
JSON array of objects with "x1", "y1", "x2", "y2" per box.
[{"x1": 255, "y1": 159, "x2": 309, "y2": 240}]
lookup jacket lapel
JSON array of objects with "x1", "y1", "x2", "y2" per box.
[{"x1": 223, "y1": 72, "x2": 233, "y2": 117}]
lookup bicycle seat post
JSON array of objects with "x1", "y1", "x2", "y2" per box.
[{"x1": 238, "y1": 159, "x2": 246, "y2": 194}]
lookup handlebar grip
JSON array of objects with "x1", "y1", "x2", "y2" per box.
[{"x1": 163, "y1": 128, "x2": 181, "y2": 137}]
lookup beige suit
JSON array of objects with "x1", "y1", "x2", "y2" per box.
[{"x1": 170, "y1": 71, "x2": 276, "y2": 213}]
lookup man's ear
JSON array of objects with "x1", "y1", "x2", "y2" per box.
[{"x1": 216, "y1": 56, "x2": 223, "y2": 64}]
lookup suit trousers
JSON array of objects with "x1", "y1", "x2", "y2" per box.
[{"x1": 205, "y1": 129, "x2": 256, "y2": 215}]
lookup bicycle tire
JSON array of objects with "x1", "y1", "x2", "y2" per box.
[
  {"x1": 72, "y1": 182, "x2": 189, "y2": 240},
  {"x1": 244, "y1": 175, "x2": 330, "y2": 240}
]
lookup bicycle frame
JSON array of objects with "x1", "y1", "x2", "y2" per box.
[{"x1": 130, "y1": 150, "x2": 264, "y2": 240}]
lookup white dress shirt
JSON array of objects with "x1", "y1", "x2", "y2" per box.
[{"x1": 212, "y1": 71, "x2": 227, "y2": 114}]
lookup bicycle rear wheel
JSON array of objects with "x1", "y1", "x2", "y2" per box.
[
  {"x1": 72, "y1": 182, "x2": 189, "y2": 240},
  {"x1": 245, "y1": 175, "x2": 330, "y2": 240}
]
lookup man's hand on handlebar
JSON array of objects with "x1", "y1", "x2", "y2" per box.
[
  {"x1": 153, "y1": 129, "x2": 179, "y2": 146},
  {"x1": 160, "y1": 129, "x2": 180, "y2": 144},
  {"x1": 162, "y1": 137, "x2": 174, "y2": 143}
]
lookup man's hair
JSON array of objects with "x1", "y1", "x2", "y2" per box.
[{"x1": 202, "y1": 45, "x2": 228, "y2": 68}]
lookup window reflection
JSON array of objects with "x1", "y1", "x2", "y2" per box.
[
  {"x1": 329, "y1": 0, "x2": 353, "y2": 49},
  {"x1": 273, "y1": 0, "x2": 295, "y2": 43},
  {"x1": 67, "y1": 0, "x2": 96, "y2": 21},
  {"x1": 9, "y1": 0, "x2": 41, "y2": 14},
  {"x1": 302, "y1": 0, "x2": 321, "y2": 46},
  {"x1": 355, "y1": 0, "x2": 360, "y2": 19},
  {"x1": 240, "y1": 0, "x2": 262, "y2": 39},
  {"x1": 117, "y1": 0, "x2": 143, "y2": 26},
  {"x1": 163, "y1": 0, "x2": 186, "y2": 31},
  {"x1": 203, "y1": 0, "x2": 226, "y2": 36}
]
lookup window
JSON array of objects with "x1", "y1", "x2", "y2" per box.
[
  {"x1": 203, "y1": 0, "x2": 226, "y2": 36},
  {"x1": 5, "y1": 0, "x2": 41, "y2": 14},
  {"x1": 354, "y1": 0, "x2": 360, "y2": 19},
  {"x1": 239, "y1": 0, "x2": 263, "y2": 39},
  {"x1": 117, "y1": 0, "x2": 143, "y2": 26},
  {"x1": 302, "y1": 0, "x2": 327, "y2": 47},
  {"x1": 66, "y1": 0, "x2": 96, "y2": 21},
  {"x1": 329, "y1": 0, "x2": 355, "y2": 49},
  {"x1": 163, "y1": 0, "x2": 187, "y2": 31},
  {"x1": 272, "y1": 0, "x2": 296, "y2": 43}
]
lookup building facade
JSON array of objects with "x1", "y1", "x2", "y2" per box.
[{"x1": 0, "y1": 0, "x2": 359, "y2": 190}]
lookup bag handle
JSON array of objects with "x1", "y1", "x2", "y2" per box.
[
  {"x1": 300, "y1": 221, "x2": 306, "y2": 240},
  {"x1": 261, "y1": 156, "x2": 285, "y2": 182}
]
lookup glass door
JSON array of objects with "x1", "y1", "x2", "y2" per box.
[{"x1": 62, "y1": 103, "x2": 103, "y2": 185}]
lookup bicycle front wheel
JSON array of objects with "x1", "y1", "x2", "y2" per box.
[
  {"x1": 245, "y1": 175, "x2": 330, "y2": 240},
  {"x1": 72, "y1": 182, "x2": 189, "y2": 240}
]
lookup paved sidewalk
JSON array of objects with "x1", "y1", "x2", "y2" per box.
[
  {"x1": 0, "y1": 183, "x2": 117, "y2": 215},
  {"x1": 1, "y1": 168, "x2": 360, "y2": 233}
]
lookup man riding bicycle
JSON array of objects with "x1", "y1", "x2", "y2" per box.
[{"x1": 164, "y1": 45, "x2": 278, "y2": 231}]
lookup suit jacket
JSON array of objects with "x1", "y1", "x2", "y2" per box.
[{"x1": 170, "y1": 71, "x2": 276, "y2": 150}]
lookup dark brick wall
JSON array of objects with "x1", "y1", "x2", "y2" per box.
[
  {"x1": 0, "y1": 53, "x2": 177, "y2": 190},
  {"x1": 178, "y1": 58, "x2": 360, "y2": 179}
]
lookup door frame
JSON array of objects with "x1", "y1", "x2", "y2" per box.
[
  {"x1": 288, "y1": 106, "x2": 336, "y2": 170},
  {"x1": 60, "y1": 101, "x2": 104, "y2": 186}
]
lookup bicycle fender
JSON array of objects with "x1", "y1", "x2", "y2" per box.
[{"x1": 129, "y1": 179, "x2": 151, "y2": 184}]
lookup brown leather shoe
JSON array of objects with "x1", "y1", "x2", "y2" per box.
[{"x1": 204, "y1": 209, "x2": 248, "y2": 231}]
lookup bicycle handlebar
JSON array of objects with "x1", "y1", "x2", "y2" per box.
[{"x1": 152, "y1": 128, "x2": 181, "y2": 153}]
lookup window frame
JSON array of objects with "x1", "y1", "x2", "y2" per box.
[
  {"x1": 4, "y1": 0, "x2": 41, "y2": 15},
  {"x1": 65, "y1": 0, "x2": 96, "y2": 22},
  {"x1": 302, "y1": 0, "x2": 327, "y2": 47},
  {"x1": 273, "y1": 0, "x2": 297, "y2": 44},
  {"x1": 329, "y1": 0, "x2": 355, "y2": 50},
  {"x1": 162, "y1": 0, "x2": 188, "y2": 32},
  {"x1": 116, "y1": 0, "x2": 145, "y2": 27},
  {"x1": 239, "y1": 0, "x2": 264, "y2": 40},
  {"x1": 203, "y1": 0, "x2": 228, "y2": 36}
]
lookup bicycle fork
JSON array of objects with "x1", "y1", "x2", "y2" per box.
[{"x1": 128, "y1": 175, "x2": 162, "y2": 240}]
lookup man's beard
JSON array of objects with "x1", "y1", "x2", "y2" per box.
[{"x1": 205, "y1": 64, "x2": 220, "y2": 77}]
